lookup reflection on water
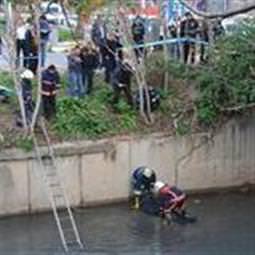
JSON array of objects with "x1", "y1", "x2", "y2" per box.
[{"x1": 0, "y1": 191, "x2": 254, "y2": 255}]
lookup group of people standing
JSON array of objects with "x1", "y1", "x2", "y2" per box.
[
  {"x1": 16, "y1": 15, "x2": 51, "y2": 73},
  {"x1": 66, "y1": 11, "x2": 224, "y2": 109},
  {"x1": 167, "y1": 12, "x2": 225, "y2": 64},
  {"x1": 66, "y1": 14, "x2": 134, "y2": 106},
  {"x1": 67, "y1": 42, "x2": 99, "y2": 97},
  {"x1": 16, "y1": 15, "x2": 59, "y2": 126},
  {"x1": 17, "y1": 11, "x2": 225, "y2": 126},
  {"x1": 19, "y1": 64, "x2": 60, "y2": 127}
]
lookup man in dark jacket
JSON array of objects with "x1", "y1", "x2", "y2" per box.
[
  {"x1": 25, "y1": 25, "x2": 38, "y2": 74},
  {"x1": 80, "y1": 42, "x2": 99, "y2": 95},
  {"x1": 67, "y1": 46, "x2": 83, "y2": 97},
  {"x1": 131, "y1": 15, "x2": 146, "y2": 60},
  {"x1": 180, "y1": 12, "x2": 199, "y2": 64},
  {"x1": 168, "y1": 24, "x2": 180, "y2": 59},
  {"x1": 39, "y1": 15, "x2": 51, "y2": 67},
  {"x1": 91, "y1": 15, "x2": 107, "y2": 66},
  {"x1": 41, "y1": 65, "x2": 60, "y2": 120},
  {"x1": 111, "y1": 54, "x2": 133, "y2": 106},
  {"x1": 213, "y1": 18, "x2": 225, "y2": 40},
  {"x1": 104, "y1": 33, "x2": 123, "y2": 84},
  {"x1": 199, "y1": 19, "x2": 209, "y2": 63}
]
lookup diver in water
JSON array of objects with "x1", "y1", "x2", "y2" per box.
[
  {"x1": 131, "y1": 166, "x2": 156, "y2": 209},
  {"x1": 153, "y1": 181, "x2": 187, "y2": 221}
]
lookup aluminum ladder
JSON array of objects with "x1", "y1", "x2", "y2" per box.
[{"x1": 32, "y1": 119, "x2": 85, "y2": 253}]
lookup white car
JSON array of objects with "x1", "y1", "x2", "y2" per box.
[{"x1": 41, "y1": 1, "x2": 78, "y2": 27}]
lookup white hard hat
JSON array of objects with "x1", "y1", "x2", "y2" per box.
[
  {"x1": 143, "y1": 167, "x2": 153, "y2": 178},
  {"x1": 154, "y1": 181, "x2": 165, "y2": 194},
  {"x1": 21, "y1": 69, "x2": 34, "y2": 80}
]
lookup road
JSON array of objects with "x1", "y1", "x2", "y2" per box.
[
  {"x1": 0, "y1": 51, "x2": 67, "y2": 72},
  {"x1": 0, "y1": 190, "x2": 254, "y2": 254}
]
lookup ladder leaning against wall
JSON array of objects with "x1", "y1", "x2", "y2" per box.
[{"x1": 32, "y1": 118, "x2": 85, "y2": 253}]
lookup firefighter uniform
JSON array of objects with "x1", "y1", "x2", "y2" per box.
[{"x1": 41, "y1": 66, "x2": 60, "y2": 120}]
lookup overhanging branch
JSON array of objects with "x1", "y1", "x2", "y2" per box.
[{"x1": 178, "y1": 0, "x2": 255, "y2": 19}]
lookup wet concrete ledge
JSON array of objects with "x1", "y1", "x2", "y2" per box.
[{"x1": 0, "y1": 117, "x2": 255, "y2": 216}]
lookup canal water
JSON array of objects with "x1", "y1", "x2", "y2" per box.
[{"x1": 0, "y1": 190, "x2": 254, "y2": 255}]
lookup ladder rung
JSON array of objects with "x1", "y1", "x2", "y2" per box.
[
  {"x1": 53, "y1": 193, "x2": 64, "y2": 198},
  {"x1": 46, "y1": 172, "x2": 57, "y2": 177},
  {"x1": 59, "y1": 215, "x2": 72, "y2": 222},
  {"x1": 48, "y1": 182, "x2": 61, "y2": 188},
  {"x1": 63, "y1": 229, "x2": 76, "y2": 238},
  {"x1": 63, "y1": 228, "x2": 75, "y2": 233},
  {"x1": 66, "y1": 240, "x2": 79, "y2": 246}
]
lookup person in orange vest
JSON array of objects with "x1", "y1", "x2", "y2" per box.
[{"x1": 41, "y1": 65, "x2": 60, "y2": 120}]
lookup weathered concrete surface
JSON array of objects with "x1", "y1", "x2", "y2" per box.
[
  {"x1": 0, "y1": 117, "x2": 255, "y2": 215},
  {"x1": 81, "y1": 141, "x2": 131, "y2": 205},
  {"x1": 0, "y1": 161, "x2": 29, "y2": 216}
]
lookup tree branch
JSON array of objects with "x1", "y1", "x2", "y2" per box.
[{"x1": 178, "y1": 0, "x2": 255, "y2": 19}]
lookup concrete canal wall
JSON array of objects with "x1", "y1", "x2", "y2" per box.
[{"x1": 0, "y1": 116, "x2": 255, "y2": 216}]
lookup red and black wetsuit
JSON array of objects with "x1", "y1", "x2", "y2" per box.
[{"x1": 158, "y1": 185, "x2": 186, "y2": 214}]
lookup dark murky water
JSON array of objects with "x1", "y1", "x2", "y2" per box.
[{"x1": 0, "y1": 191, "x2": 254, "y2": 255}]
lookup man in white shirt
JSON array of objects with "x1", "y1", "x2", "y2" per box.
[{"x1": 16, "y1": 19, "x2": 29, "y2": 67}]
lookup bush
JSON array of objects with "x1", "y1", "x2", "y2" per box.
[
  {"x1": 53, "y1": 87, "x2": 138, "y2": 139},
  {"x1": 58, "y1": 29, "x2": 73, "y2": 42},
  {"x1": 15, "y1": 136, "x2": 33, "y2": 152},
  {"x1": 195, "y1": 20, "x2": 255, "y2": 125},
  {"x1": 0, "y1": 72, "x2": 14, "y2": 88},
  {"x1": 54, "y1": 96, "x2": 113, "y2": 138}
]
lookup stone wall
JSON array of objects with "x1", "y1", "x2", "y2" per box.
[{"x1": 0, "y1": 116, "x2": 255, "y2": 216}]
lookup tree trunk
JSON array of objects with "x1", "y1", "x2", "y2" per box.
[
  {"x1": 31, "y1": 3, "x2": 42, "y2": 131},
  {"x1": 3, "y1": 0, "x2": 28, "y2": 131}
]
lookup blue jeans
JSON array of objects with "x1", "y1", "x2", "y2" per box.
[
  {"x1": 40, "y1": 41, "x2": 47, "y2": 67},
  {"x1": 169, "y1": 42, "x2": 180, "y2": 60},
  {"x1": 68, "y1": 71, "x2": 84, "y2": 98}
]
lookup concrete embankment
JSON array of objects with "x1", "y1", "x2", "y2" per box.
[{"x1": 0, "y1": 116, "x2": 255, "y2": 216}]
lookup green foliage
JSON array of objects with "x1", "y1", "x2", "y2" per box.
[
  {"x1": 15, "y1": 136, "x2": 33, "y2": 152},
  {"x1": 54, "y1": 97, "x2": 111, "y2": 138},
  {"x1": 53, "y1": 87, "x2": 137, "y2": 139},
  {"x1": 0, "y1": 17, "x2": 6, "y2": 34},
  {"x1": 145, "y1": 51, "x2": 197, "y2": 88},
  {"x1": 0, "y1": 72, "x2": 14, "y2": 88},
  {"x1": 195, "y1": 20, "x2": 255, "y2": 125},
  {"x1": 175, "y1": 118, "x2": 191, "y2": 136},
  {"x1": 58, "y1": 29, "x2": 73, "y2": 42},
  {"x1": 113, "y1": 100, "x2": 137, "y2": 132},
  {"x1": 145, "y1": 20, "x2": 255, "y2": 128},
  {"x1": 196, "y1": 98, "x2": 218, "y2": 125}
]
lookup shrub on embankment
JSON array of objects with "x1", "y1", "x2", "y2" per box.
[
  {"x1": 54, "y1": 86, "x2": 138, "y2": 139},
  {"x1": 146, "y1": 20, "x2": 255, "y2": 128},
  {"x1": 196, "y1": 20, "x2": 255, "y2": 125}
]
